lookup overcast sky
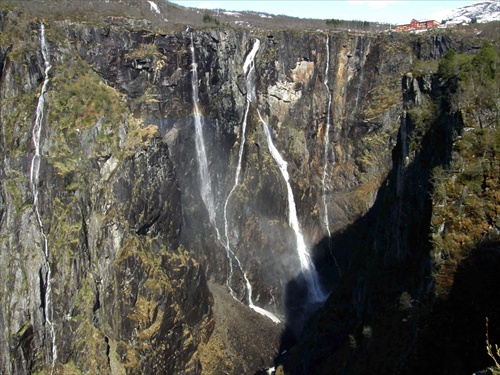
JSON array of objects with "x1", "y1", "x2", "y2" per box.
[{"x1": 167, "y1": 0, "x2": 481, "y2": 24}]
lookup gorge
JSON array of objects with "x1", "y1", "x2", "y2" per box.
[{"x1": 0, "y1": 1, "x2": 499, "y2": 374}]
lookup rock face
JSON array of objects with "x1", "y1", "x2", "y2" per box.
[
  {"x1": 279, "y1": 41, "x2": 500, "y2": 375},
  {"x1": 0, "y1": 3, "x2": 498, "y2": 375},
  {"x1": 0, "y1": 12, "x2": 212, "y2": 374}
]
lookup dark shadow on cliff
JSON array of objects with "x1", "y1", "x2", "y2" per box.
[
  {"x1": 275, "y1": 190, "x2": 376, "y2": 357},
  {"x1": 413, "y1": 239, "x2": 500, "y2": 374},
  {"x1": 273, "y1": 75, "x2": 476, "y2": 374}
]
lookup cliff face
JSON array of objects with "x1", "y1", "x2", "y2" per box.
[
  {"x1": 0, "y1": 12, "x2": 212, "y2": 374},
  {"x1": 280, "y1": 40, "x2": 500, "y2": 375},
  {"x1": 0, "y1": 4, "x2": 498, "y2": 374},
  {"x1": 55, "y1": 21, "x2": 399, "y2": 315}
]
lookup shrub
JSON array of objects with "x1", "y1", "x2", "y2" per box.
[
  {"x1": 202, "y1": 13, "x2": 220, "y2": 25},
  {"x1": 486, "y1": 318, "x2": 500, "y2": 369}
]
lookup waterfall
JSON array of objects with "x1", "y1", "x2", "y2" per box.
[
  {"x1": 190, "y1": 32, "x2": 235, "y2": 300},
  {"x1": 223, "y1": 40, "x2": 260, "y2": 240},
  {"x1": 231, "y1": 245, "x2": 280, "y2": 323},
  {"x1": 258, "y1": 111, "x2": 326, "y2": 304},
  {"x1": 147, "y1": 0, "x2": 160, "y2": 14},
  {"x1": 223, "y1": 39, "x2": 260, "y2": 254},
  {"x1": 321, "y1": 35, "x2": 341, "y2": 277},
  {"x1": 30, "y1": 23, "x2": 57, "y2": 371},
  {"x1": 221, "y1": 40, "x2": 280, "y2": 323},
  {"x1": 321, "y1": 35, "x2": 332, "y2": 240},
  {"x1": 190, "y1": 34, "x2": 279, "y2": 322},
  {"x1": 190, "y1": 33, "x2": 216, "y2": 224}
]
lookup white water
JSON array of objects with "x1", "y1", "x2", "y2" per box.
[
  {"x1": 221, "y1": 40, "x2": 280, "y2": 323},
  {"x1": 147, "y1": 0, "x2": 160, "y2": 14},
  {"x1": 258, "y1": 110, "x2": 326, "y2": 304},
  {"x1": 321, "y1": 36, "x2": 341, "y2": 277},
  {"x1": 190, "y1": 33, "x2": 237, "y2": 301},
  {"x1": 231, "y1": 245, "x2": 280, "y2": 323},
  {"x1": 190, "y1": 33, "x2": 216, "y2": 224},
  {"x1": 223, "y1": 39, "x2": 260, "y2": 226},
  {"x1": 190, "y1": 35, "x2": 279, "y2": 322},
  {"x1": 30, "y1": 23, "x2": 57, "y2": 371},
  {"x1": 321, "y1": 35, "x2": 332, "y2": 240}
]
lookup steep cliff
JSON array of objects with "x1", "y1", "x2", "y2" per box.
[
  {"x1": 0, "y1": 2, "x2": 498, "y2": 374},
  {"x1": 0, "y1": 8, "x2": 213, "y2": 374},
  {"x1": 279, "y1": 37, "x2": 500, "y2": 375}
]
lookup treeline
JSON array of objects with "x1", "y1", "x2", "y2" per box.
[
  {"x1": 202, "y1": 12, "x2": 220, "y2": 25},
  {"x1": 325, "y1": 18, "x2": 392, "y2": 31}
]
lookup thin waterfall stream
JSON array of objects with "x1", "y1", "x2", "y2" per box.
[
  {"x1": 30, "y1": 23, "x2": 57, "y2": 371},
  {"x1": 258, "y1": 111, "x2": 326, "y2": 304},
  {"x1": 222, "y1": 39, "x2": 280, "y2": 323},
  {"x1": 321, "y1": 35, "x2": 341, "y2": 277}
]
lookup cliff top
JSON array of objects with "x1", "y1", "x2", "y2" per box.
[{"x1": 1, "y1": 0, "x2": 392, "y2": 33}]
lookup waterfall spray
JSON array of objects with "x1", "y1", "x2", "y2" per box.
[
  {"x1": 321, "y1": 35, "x2": 341, "y2": 277},
  {"x1": 31, "y1": 23, "x2": 57, "y2": 371},
  {"x1": 190, "y1": 32, "x2": 216, "y2": 224},
  {"x1": 190, "y1": 32, "x2": 237, "y2": 300},
  {"x1": 258, "y1": 110, "x2": 326, "y2": 304}
]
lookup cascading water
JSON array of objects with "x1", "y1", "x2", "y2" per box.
[
  {"x1": 321, "y1": 35, "x2": 341, "y2": 277},
  {"x1": 190, "y1": 32, "x2": 216, "y2": 224},
  {"x1": 257, "y1": 111, "x2": 326, "y2": 304},
  {"x1": 222, "y1": 39, "x2": 259, "y2": 267},
  {"x1": 221, "y1": 40, "x2": 280, "y2": 323},
  {"x1": 30, "y1": 23, "x2": 57, "y2": 371},
  {"x1": 321, "y1": 35, "x2": 332, "y2": 240},
  {"x1": 190, "y1": 32, "x2": 235, "y2": 300},
  {"x1": 147, "y1": 0, "x2": 160, "y2": 14},
  {"x1": 190, "y1": 34, "x2": 279, "y2": 322},
  {"x1": 228, "y1": 243, "x2": 280, "y2": 323}
]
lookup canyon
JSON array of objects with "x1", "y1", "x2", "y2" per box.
[{"x1": 0, "y1": 1, "x2": 499, "y2": 374}]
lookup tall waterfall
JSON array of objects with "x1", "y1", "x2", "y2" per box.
[
  {"x1": 30, "y1": 23, "x2": 57, "y2": 371},
  {"x1": 321, "y1": 35, "x2": 341, "y2": 277},
  {"x1": 223, "y1": 39, "x2": 260, "y2": 256},
  {"x1": 190, "y1": 32, "x2": 234, "y2": 299},
  {"x1": 190, "y1": 33, "x2": 216, "y2": 224},
  {"x1": 222, "y1": 40, "x2": 280, "y2": 323},
  {"x1": 258, "y1": 111, "x2": 326, "y2": 304},
  {"x1": 190, "y1": 35, "x2": 279, "y2": 322},
  {"x1": 321, "y1": 35, "x2": 332, "y2": 240}
]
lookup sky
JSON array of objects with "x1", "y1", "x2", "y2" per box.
[{"x1": 167, "y1": 0, "x2": 483, "y2": 24}]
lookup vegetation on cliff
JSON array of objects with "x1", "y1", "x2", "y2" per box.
[
  {"x1": 0, "y1": 8, "x2": 213, "y2": 374},
  {"x1": 429, "y1": 41, "x2": 499, "y2": 297},
  {"x1": 1, "y1": 1, "x2": 499, "y2": 374},
  {"x1": 279, "y1": 36, "x2": 499, "y2": 375}
]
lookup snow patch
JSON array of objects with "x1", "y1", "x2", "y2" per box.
[
  {"x1": 223, "y1": 11, "x2": 241, "y2": 17},
  {"x1": 234, "y1": 20, "x2": 251, "y2": 27},
  {"x1": 442, "y1": 0, "x2": 499, "y2": 24}
]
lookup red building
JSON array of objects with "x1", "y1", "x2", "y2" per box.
[{"x1": 395, "y1": 19, "x2": 440, "y2": 31}]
